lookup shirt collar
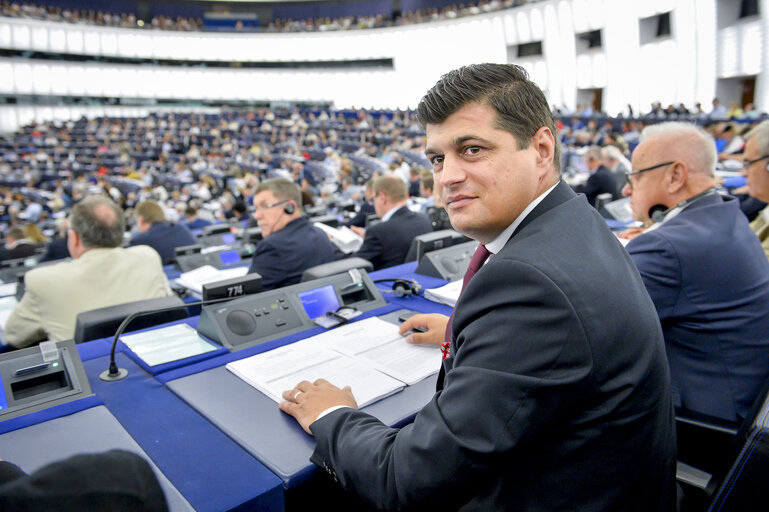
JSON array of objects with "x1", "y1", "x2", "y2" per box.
[
  {"x1": 381, "y1": 204, "x2": 405, "y2": 223},
  {"x1": 485, "y1": 180, "x2": 561, "y2": 256}
]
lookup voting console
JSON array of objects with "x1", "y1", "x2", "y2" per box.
[{"x1": 197, "y1": 269, "x2": 387, "y2": 351}]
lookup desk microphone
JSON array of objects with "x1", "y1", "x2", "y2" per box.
[{"x1": 99, "y1": 296, "x2": 235, "y2": 382}]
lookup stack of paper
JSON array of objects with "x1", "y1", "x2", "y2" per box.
[
  {"x1": 0, "y1": 282, "x2": 17, "y2": 298},
  {"x1": 175, "y1": 265, "x2": 249, "y2": 294},
  {"x1": 0, "y1": 296, "x2": 18, "y2": 330},
  {"x1": 424, "y1": 279, "x2": 463, "y2": 307},
  {"x1": 313, "y1": 222, "x2": 364, "y2": 254},
  {"x1": 120, "y1": 323, "x2": 218, "y2": 366},
  {"x1": 226, "y1": 317, "x2": 442, "y2": 407}
]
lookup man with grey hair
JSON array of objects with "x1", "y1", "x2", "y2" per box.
[
  {"x1": 247, "y1": 178, "x2": 342, "y2": 290},
  {"x1": 601, "y1": 144, "x2": 630, "y2": 196},
  {"x1": 4, "y1": 195, "x2": 171, "y2": 348},
  {"x1": 623, "y1": 121, "x2": 769, "y2": 423},
  {"x1": 742, "y1": 120, "x2": 769, "y2": 259}
]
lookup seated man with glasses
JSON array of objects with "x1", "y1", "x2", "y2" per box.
[
  {"x1": 622, "y1": 121, "x2": 769, "y2": 423},
  {"x1": 247, "y1": 178, "x2": 343, "y2": 290},
  {"x1": 741, "y1": 120, "x2": 769, "y2": 260}
]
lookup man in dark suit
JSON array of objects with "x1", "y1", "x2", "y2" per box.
[
  {"x1": 622, "y1": 122, "x2": 769, "y2": 423},
  {"x1": 129, "y1": 200, "x2": 196, "y2": 264},
  {"x1": 351, "y1": 175, "x2": 432, "y2": 269},
  {"x1": 247, "y1": 178, "x2": 342, "y2": 290},
  {"x1": 0, "y1": 450, "x2": 168, "y2": 511},
  {"x1": 343, "y1": 180, "x2": 375, "y2": 229},
  {"x1": 581, "y1": 145, "x2": 618, "y2": 207},
  {"x1": 278, "y1": 64, "x2": 676, "y2": 511},
  {"x1": 183, "y1": 205, "x2": 212, "y2": 231}
]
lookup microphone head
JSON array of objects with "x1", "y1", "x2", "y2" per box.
[{"x1": 649, "y1": 204, "x2": 668, "y2": 223}]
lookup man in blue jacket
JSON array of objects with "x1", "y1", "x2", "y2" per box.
[
  {"x1": 130, "y1": 200, "x2": 196, "y2": 264},
  {"x1": 623, "y1": 121, "x2": 769, "y2": 422},
  {"x1": 248, "y1": 178, "x2": 342, "y2": 290}
]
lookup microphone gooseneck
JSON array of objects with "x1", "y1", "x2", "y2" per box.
[{"x1": 98, "y1": 296, "x2": 235, "y2": 382}]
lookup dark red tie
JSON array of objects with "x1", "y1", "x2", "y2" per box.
[{"x1": 440, "y1": 244, "x2": 491, "y2": 359}]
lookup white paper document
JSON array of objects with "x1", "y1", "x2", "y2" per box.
[
  {"x1": 313, "y1": 222, "x2": 364, "y2": 254},
  {"x1": 319, "y1": 317, "x2": 442, "y2": 385},
  {"x1": 0, "y1": 283, "x2": 17, "y2": 298},
  {"x1": 120, "y1": 323, "x2": 218, "y2": 366},
  {"x1": 424, "y1": 279, "x2": 463, "y2": 307},
  {"x1": 0, "y1": 296, "x2": 18, "y2": 330},
  {"x1": 175, "y1": 265, "x2": 249, "y2": 294},
  {"x1": 226, "y1": 339, "x2": 405, "y2": 407}
]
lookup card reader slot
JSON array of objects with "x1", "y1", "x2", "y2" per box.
[{"x1": 11, "y1": 370, "x2": 71, "y2": 401}]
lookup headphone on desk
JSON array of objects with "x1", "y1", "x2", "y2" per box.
[{"x1": 373, "y1": 278, "x2": 423, "y2": 298}]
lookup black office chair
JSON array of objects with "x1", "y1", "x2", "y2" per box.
[
  {"x1": 301, "y1": 258, "x2": 373, "y2": 282},
  {"x1": 73, "y1": 295, "x2": 188, "y2": 344},
  {"x1": 404, "y1": 229, "x2": 457, "y2": 263},
  {"x1": 594, "y1": 192, "x2": 614, "y2": 212},
  {"x1": 676, "y1": 377, "x2": 769, "y2": 511}
]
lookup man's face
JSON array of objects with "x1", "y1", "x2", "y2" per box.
[
  {"x1": 425, "y1": 103, "x2": 547, "y2": 244},
  {"x1": 744, "y1": 137, "x2": 769, "y2": 203},
  {"x1": 253, "y1": 190, "x2": 288, "y2": 237},
  {"x1": 622, "y1": 138, "x2": 671, "y2": 223}
]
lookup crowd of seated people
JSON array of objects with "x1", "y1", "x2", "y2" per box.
[
  {"x1": 0, "y1": 1, "x2": 201, "y2": 30},
  {"x1": 2, "y1": 105, "x2": 769, "y2": 376},
  {"x1": 0, "y1": 0, "x2": 539, "y2": 34}
]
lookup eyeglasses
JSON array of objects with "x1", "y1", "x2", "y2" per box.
[
  {"x1": 253, "y1": 199, "x2": 288, "y2": 214},
  {"x1": 624, "y1": 161, "x2": 675, "y2": 189}
]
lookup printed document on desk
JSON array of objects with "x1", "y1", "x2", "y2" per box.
[
  {"x1": 317, "y1": 317, "x2": 442, "y2": 385},
  {"x1": 121, "y1": 323, "x2": 218, "y2": 366},
  {"x1": 175, "y1": 265, "x2": 249, "y2": 294},
  {"x1": 424, "y1": 279, "x2": 462, "y2": 307},
  {"x1": 226, "y1": 338, "x2": 404, "y2": 408},
  {"x1": 313, "y1": 222, "x2": 363, "y2": 253},
  {"x1": 0, "y1": 296, "x2": 18, "y2": 330}
]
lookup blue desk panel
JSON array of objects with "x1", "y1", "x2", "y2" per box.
[
  {"x1": 0, "y1": 405, "x2": 194, "y2": 512},
  {"x1": 84, "y1": 353, "x2": 284, "y2": 512}
]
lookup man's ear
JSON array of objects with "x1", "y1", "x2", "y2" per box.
[
  {"x1": 531, "y1": 126, "x2": 555, "y2": 168},
  {"x1": 666, "y1": 161, "x2": 687, "y2": 194}
]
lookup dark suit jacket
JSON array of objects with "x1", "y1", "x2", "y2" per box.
[
  {"x1": 129, "y1": 222, "x2": 196, "y2": 264},
  {"x1": 185, "y1": 217, "x2": 212, "y2": 231},
  {"x1": 310, "y1": 182, "x2": 676, "y2": 511},
  {"x1": 626, "y1": 193, "x2": 769, "y2": 422},
  {"x1": 354, "y1": 206, "x2": 432, "y2": 270},
  {"x1": 38, "y1": 236, "x2": 69, "y2": 263},
  {"x1": 247, "y1": 217, "x2": 343, "y2": 290},
  {"x1": 0, "y1": 450, "x2": 168, "y2": 511},
  {"x1": 344, "y1": 201, "x2": 375, "y2": 228},
  {"x1": 583, "y1": 165, "x2": 618, "y2": 206}
]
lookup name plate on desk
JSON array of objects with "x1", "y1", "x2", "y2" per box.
[
  {"x1": 197, "y1": 269, "x2": 387, "y2": 351},
  {"x1": 0, "y1": 339, "x2": 92, "y2": 421}
]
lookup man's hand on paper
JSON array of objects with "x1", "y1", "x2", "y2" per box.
[
  {"x1": 349, "y1": 226, "x2": 366, "y2": 237},
  {"x1": 398, "y1": 313, "x2": 449, "y2": 346},
  {"x1": 280, "y1": 379, "x2": 358, "y2": 434}
]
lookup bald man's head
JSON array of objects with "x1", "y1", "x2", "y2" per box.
[{"x1": 69, "y1": 195, "x2": 125, "y2": 248}]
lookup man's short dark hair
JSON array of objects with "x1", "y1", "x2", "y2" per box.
[
  {"x1": 421, "y1": 172, "x2": 434, "y2": 191},
  {"x1": 256, "y1": 178, "x2": 301, "y2": 208},
  {"x1": 69, "y1": 195, "x2": 125, "y2": 248},
  {"x1": 417, "y1": 63, "x2": 561, "y2": 175},
  {"x1": 135, "y1": 201, "x2": 166, "y2": 224},
  {"x1": 373, "y1": 175, "x2": 407, "y2": 202}
]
